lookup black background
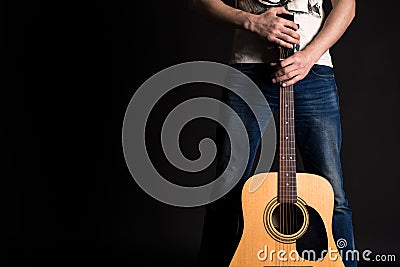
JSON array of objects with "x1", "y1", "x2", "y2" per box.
[{"x1": 2, "y1": 0, "x2": 400, "y2": 266}]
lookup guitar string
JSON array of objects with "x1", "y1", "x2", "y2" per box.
[
  {"x1": 290, "y1": 83, "x2": 293, "y2": 265},
  {"x1": 283, "y1": 50, "x2": 287, "y2": 267},
  {"x1": 289, "y1": 82, "x2": 297, "y2": 264},
  {"x1": 290, "y1": 82, "x2": 295, "y2": 264},
  {"x1": 279, "y1": 77, "x2": 282, "y2": 266},
  {"x1": 284, "y1": 56, "x2": 289, "y2": 267},
  {"x1": 288, "y1": 52, "x2": 296, "y2": 265},
  {"x1": 277, "y1": 77, "x2": 286, "y2": 266},
  {"x1": 291, "y1": 76, "x2": 296, "y2": 264},
  {"x1": 283, "y1": 82, "x2": 290, "y2": 265},
  {"x1": 284, "y1": 81, "x2": 287, "y2": 266},
  {"x1": 278, "y1": 82, "x2": 288, "y2": 265},
  {"x1": 286, "y1": 82, "x2": 291, "y2": 266},
  {"x1": 284, "y1": 79, "x2": 288, "y2": 265},
  {"x1": 281, "y1": 53, "x2": 286, "y2": 267},
  {"x1": 287, "y1": 82, "x2": 290, "y2": 265},
  {"x1": 283, "y1": 49, "x2": 296, "y2": 265},
  {"x1": 282, "y1": 80, "x2": 284, "y2": 266},
  {"x1": 291, "y1": 86, "x2": 296, "y2": 263},
  {"x1": 283, "y1": 78, "x2": 288, "y2": 266}
]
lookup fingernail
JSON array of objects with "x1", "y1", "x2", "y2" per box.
[{"x1": 282, "y1": 83, "x2": 287, "y2": 87}]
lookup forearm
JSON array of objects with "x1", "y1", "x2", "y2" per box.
[
  {"x1": 303, "y1": 0, "x2": 356, "y2": 64},
  {"x1": 189, "y1": 1, "x2": 300, "y2": 48},
  {"x1": 189, "y1": 0, "x2": 254, "y2": 31}
]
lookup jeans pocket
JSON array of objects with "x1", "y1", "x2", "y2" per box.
[{"x1": 310, "y1": 64, "x2": 335, "y2": 79}]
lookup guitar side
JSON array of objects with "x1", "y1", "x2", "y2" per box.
[{"x1": 229, "y1": 172, "x2": 345, "y2": 267}]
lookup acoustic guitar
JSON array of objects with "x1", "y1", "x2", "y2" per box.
[{"x1": 229, "y1": 13, "x2": 345, "y2": 267}]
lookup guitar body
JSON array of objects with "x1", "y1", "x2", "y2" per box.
[{"x1": 229, "y1": 172, "x2": 344, "y2": 267}]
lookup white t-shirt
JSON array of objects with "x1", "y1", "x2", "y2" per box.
[{"x1": 230, "y1": 0, "x2": 333, "y2": 67}]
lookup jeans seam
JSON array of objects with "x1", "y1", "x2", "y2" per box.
[{"x1": 310, "y1": 69, "x2": 335, "y2": 79}]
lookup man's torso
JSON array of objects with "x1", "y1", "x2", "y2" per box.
[{"x1": 230, "y1": 0, "x2": 333, "y2": 67}]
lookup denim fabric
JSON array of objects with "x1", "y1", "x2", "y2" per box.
[{"x1": 198, "y1": 63, "x2": 357, "y2": 267}]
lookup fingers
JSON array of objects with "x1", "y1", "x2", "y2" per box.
[
  {"x1": 272, "y1": 24, "x2": 300, "y2": 48},
  {"x1": 279, "y1": 57, "x2": 295, "y2": 68},
  {"x1": 271, "y1": 56, "x2": 301, "y2": 85},
  {"x1": 274, "y1": 38, "x2": 293, "y2": 49},
  {"x1": 273, "y1": 72, "x2": 301, "y2": 87},
  {"x1": 270, "y1": 51, "x2": 312, "y2": 87},
  {"x1": 272, "y1": 7, "x2": 299, "y2": 31},
  {"x1": 271, "y1": 62, "x2": 307, "y2": 87},
  {"x1": 276, "y1": 28, "x2": 300, "y2": 45},
  {"x1": 272, "y1": 65, "x2": 299, "y2": 84},
  {"x1": 280, "y1": 18, "x2": 299, "y2": 31},
  {"x1": 273, "y1": 13, "x2": 300, "y2": 48},
  {"x1": 257, "y1": 7, "x2": 300, "y2": 49},
  {"x1": 281, "y1": 76, "x2": 301, "y2": 87},
  {"x1": 278, "y1": 18, "x2": 300, "y2": 40}
]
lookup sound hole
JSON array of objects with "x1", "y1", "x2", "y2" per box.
[{"x1": 271, "y1": 203, "x2": 304, "y2": 235}]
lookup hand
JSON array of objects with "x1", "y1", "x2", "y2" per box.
[
  {"x1": 250, "y1": 7, "x2": 300, "y2": 49},
  {"x1": 271, "y1": 50, "x2": 315, "y2": 87}
]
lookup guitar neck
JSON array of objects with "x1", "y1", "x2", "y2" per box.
[{"x1": 278, "y1": 23, "x2": 297, "y2": 203}]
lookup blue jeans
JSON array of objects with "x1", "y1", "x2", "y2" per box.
[{"x1": 198, "y1": 63, "x2": 357, "y2": 267}]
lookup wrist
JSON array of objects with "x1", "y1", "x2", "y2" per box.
[
  {"x1": 240, "y1": 12, "x2": 257, "y2": 32},
  {"x1": 302, "y1": 45, "x2": 324, "y2": 65}
]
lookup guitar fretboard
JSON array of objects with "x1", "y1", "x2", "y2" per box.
[
  {"x1": 278, "y1": 45, "x2": 297, "y2": 203},
  {"x1": 279, "y1": 83, "x2": 297, "y2": 203}
]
